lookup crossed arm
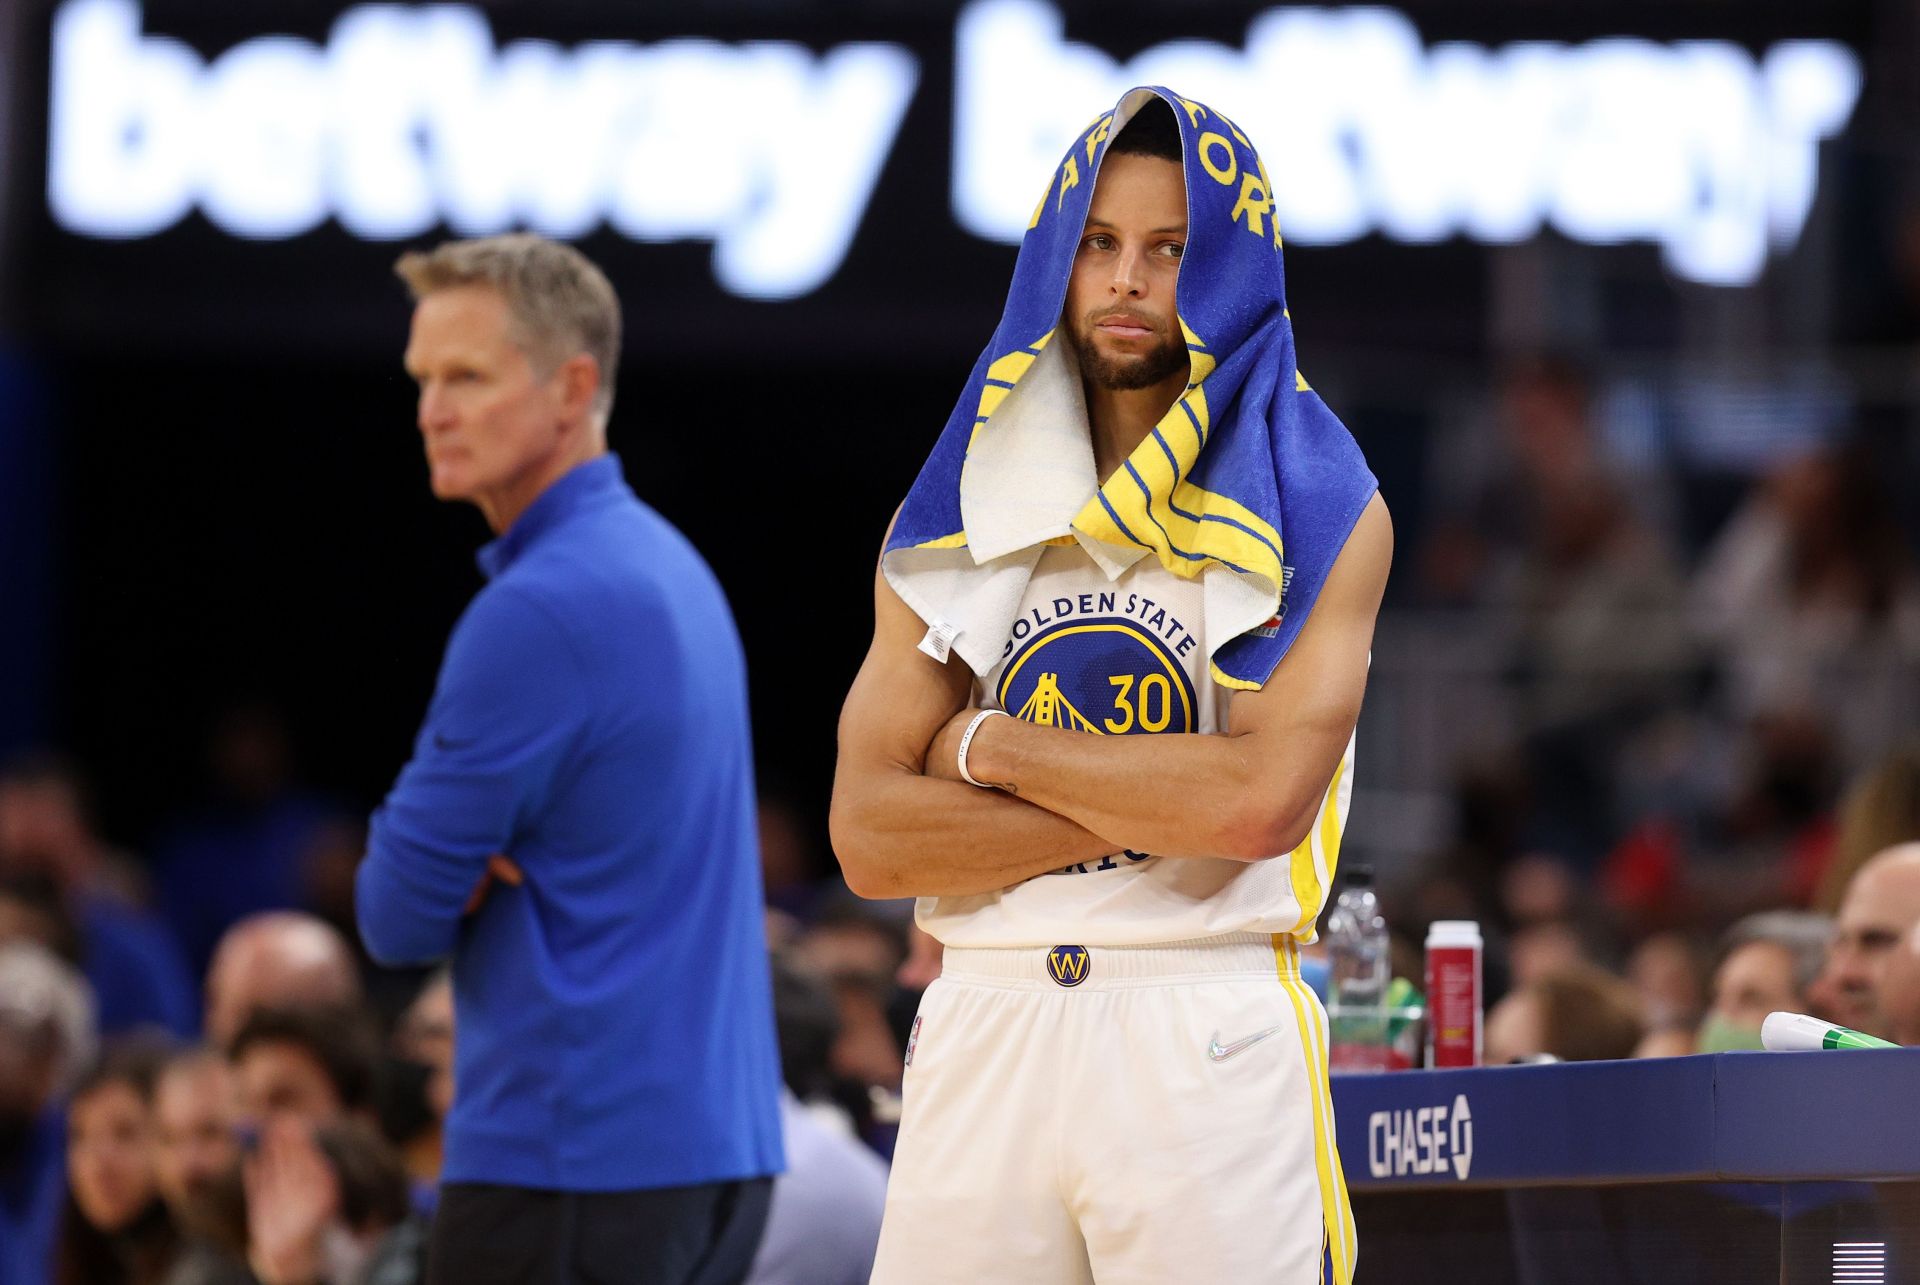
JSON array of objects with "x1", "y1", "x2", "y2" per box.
[{"x1": 828, "y1": 492, "x2": 1392, "y2": 900}]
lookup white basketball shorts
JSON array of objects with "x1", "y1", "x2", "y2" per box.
[{"x1": 870, "y1": 933, "x2": 1356, "y2": 1284}]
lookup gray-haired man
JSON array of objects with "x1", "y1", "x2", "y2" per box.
[{"x1": 356, "y1": 235, "x2": 783, "y2": 1284}]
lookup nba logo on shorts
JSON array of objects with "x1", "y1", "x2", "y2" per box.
[
  {"x1": 904, "y1": 1015, "x2": 923, "y2": 1067},
  {"x1": 1047, "y1": 945, "x2": 1091, "y2": 987}
]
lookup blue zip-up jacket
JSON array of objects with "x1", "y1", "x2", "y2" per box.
[{"x1": 356, "y1": 455, "x2": 784, "y2": 1191}]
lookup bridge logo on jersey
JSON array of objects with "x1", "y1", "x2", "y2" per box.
[
  {"x1": 997, "y1": 619, "x2": 1196, "y2": 737},
  {"x1": 1047, "y1": 944, "x2": 1091, "y2": 987}
]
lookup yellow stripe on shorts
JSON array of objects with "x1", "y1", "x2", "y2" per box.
[{"x1": 1274, "y1": 935, "x2": 1357, "y2": 1284}]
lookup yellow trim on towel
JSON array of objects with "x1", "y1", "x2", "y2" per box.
[
  {"x1": 961, "y1": 318, "x2": 1291, "y2": 627},
  {"x1": 1209, "y1": 661, "x2": 1261, "y2": 691},
  {"x1": 1069, "y1": 319, "x2": 1287, "y2": 592},
  {"x1": 1274, "y1": 935, "x2": 1357, "y2": 1285},
  {"x1": 987, "y1": 349, "x2": 1038, "y2": 385},
  {"x1": 914, "y1": 532, "x2": 968, "y2": 550},
  {"x1": 967, "y1": 332, "x2": 1060, "y2": 449},
  {"x1": 975, "y1": 383, "x2": 1013, "y2": 421}
]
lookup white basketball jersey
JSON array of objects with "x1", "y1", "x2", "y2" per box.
[{"x1": 919, "y1": 542, "x2": 1354, "y2": 948}]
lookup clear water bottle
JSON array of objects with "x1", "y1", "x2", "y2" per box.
[{"x1": 1325, "y1": 864, "x2": 1391, "y2": 1072}]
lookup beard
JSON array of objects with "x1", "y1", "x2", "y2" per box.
[{"x1": 1068, "y1": 312, "x2": 1188, "y2": 391}]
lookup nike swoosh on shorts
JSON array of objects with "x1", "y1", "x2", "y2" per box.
[{"x1": 1206, "y1": 1025, "x2": 1285, "y2": 1062}]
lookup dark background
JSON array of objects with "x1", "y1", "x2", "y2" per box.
[{"x1": 0, "y1": 0, "x2": 1904, "y2": 864}]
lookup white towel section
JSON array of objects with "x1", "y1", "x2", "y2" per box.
[
  {"x1": 889, "y1": 542, "x2": 1043, "y2": 675},
  {"x1": 885, "y1": 336, "x2": 1101, "y2": 678},
  {"x1": 884, "y1": 333, "x2": 1283, "y2": 686}
]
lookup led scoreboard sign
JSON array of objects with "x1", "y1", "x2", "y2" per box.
[
  {"x1": 952, "y1": 2, "x2": 1860, "y2": 288},
  {"x1": 48, "y1": 0, "x2": 921, "y2": 299},
  {"x1": 33, "y1": 0, "x2": 1866, "y2": 331}
]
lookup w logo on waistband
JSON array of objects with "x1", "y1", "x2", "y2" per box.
[{"x1": 1047, "y1": 944, "x2": 1091, "y2": 987}]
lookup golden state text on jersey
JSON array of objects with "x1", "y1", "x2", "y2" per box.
[{"x1": 994, "y1": 591, "x2": 1200, "y2": 738}]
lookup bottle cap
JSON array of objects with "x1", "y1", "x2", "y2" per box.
[{"x1": 1426, "y1": 920, "x2": 1482, "y2": 947}]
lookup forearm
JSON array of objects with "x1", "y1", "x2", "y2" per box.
[
  {"x1": 962, "y1": 718, "x2": 1323, "y2": 862},
  {"x1": 354, "y1": 816, "x2": 481, "y2": 966},
  {"x1": 830, "y1": 769, "x2": 1119, "y2": 899}
]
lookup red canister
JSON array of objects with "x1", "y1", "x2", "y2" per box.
[{"x1": 1424, "y1": 920, "x2": 1483, "y2": 1068}]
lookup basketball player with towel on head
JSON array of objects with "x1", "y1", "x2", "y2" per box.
[{"x1": 831, "y1": 90, "x2": 1390, "y2": 1282}]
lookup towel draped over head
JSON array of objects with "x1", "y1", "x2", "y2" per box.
[{"x1": 884, "y1": 86, "x2": 1378, "y2": 691}]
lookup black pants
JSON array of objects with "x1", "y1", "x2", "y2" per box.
[{"x1": 427, "y1": 1177, "x2": 773, "y2": 1285}]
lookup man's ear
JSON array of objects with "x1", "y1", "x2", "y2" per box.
[{"x1": 554, "y1": 353, "x2": 601, "y2": 426}]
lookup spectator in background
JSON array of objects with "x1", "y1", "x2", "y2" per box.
[
  {"x1": 1694, "y1": 911, "x2": 1833, "y2": 1053},
  {"x1": 0, "y1": 755, "x2": 148, "y2": 904},
  {"x1": 1815, "y1": 744, "x2": 1920, "y2": 914},
  {"x1": 241, "y1": 1117, "x2": 424, "y2": 1285},
  {"x1": 0, "y1": 755, "x2": 197, "y2": 1037},
  {"x1": 1599, "y1": 705, "x2": 1845, "y2": 939},
  {"x1": 204, "y1": 912, "x2": 363, "y2": 1050},
  {"x1": 1497, "y1": 852, "x2": 1616, "y2": 991},
  {"x1": 0, "y1": 871, "x2": 79, "y2": 961},
  {"x1": 783, "y1": 904, "x2": 908, "y2": 984},
  {"x1": 1625, "y1": 932, "x2": 1707, "y2": 1043},
  {"x1": 785, "y1": 906, "x2": 906, "y2": 1108},
  {"x1": 895, "y1": 923, "x2": 943, "y2": 995},
  {"x1": 758, "y1": 793, "x2": 826, "y2": 923},
  {"x1": 1402, "y1": 759, "x2": 1531, "y2": 944},
  {"x1": 1692, "y1": 443, "x2": 1920, "y2": 776},
  {"x1": 0, "y1": 941, "x2": 96, "y2": 1285},
  {"x1": 1879, "y1": 923, "x2": 1920, "y2": 1046},
  {"x1": 54, "y1": 1044, "x2": 181, "y2": 1285},
  {"x1": 1421, "y1": 357, "x2": 1690, "y2": 865},
  {"x1": 151, "y1": 1049, "x2": 250, "y2": 1285},
  {"x1": 228, "y1": 1008, "x2": 380, "y2": 1130},
  {"x1": 1632, "y1": 1026, "x2": 1697, "y2": 1061},
  {"x1": 1505, "y1": 921, "x2": 1592, "y2": 991},
  {"x1": 1489, "y1": 358, "x2": 1690, "y2": 730},
  {"x1": 389, "y1": 972, "x2": 452, "y2": 1193},
  {"x1": 1485, "y1": 962, "x2": 1645, "y2": 1066},
  {"x1": 152, "y1": 704, "x2": 359, "y2": 975},
  {"x1": 1817, "y1": 843, "x2": 1920, "y2": 1037},
  {"x1": 746, "y1": 964, "x2": 888, "y2": 1285},
  {"x1": 160, "y1": 1021, "x2": 424, "y2": 1285}
]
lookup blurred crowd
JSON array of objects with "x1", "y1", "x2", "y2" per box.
[
  {"x1": 1386, "y1": 354, "x2": 1920, "y2": 1066},
  {"x1": 0, "y1": 734, "x2": 895, "y2": 1285},
  {"x1": 2, "y1": 355, "x2": 1919, "y2": 1284}
]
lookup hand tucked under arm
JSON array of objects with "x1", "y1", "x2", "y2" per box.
[
  {"x1": 830, "y1": 539, "x2": 1120, "y2": 901},
  {"x1": 357, "y1": 586, "x2": 577, "y2": 966}
]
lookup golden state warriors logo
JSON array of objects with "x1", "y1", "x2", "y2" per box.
[
  {"x1": 1047, "y1": 945, "x2": 1091, "y2": 987},
  {"x1": 998, "y1": 619, "x2": 1197, "y2": 737}
]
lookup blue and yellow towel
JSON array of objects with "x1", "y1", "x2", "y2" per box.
[{"x1": 884, "y1": 86, "x2": 1377, "y2": 691}]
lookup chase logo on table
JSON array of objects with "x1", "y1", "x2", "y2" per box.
[{"x1": 1368, "y1": 1093, "x2": 1474, "y2": 1181}]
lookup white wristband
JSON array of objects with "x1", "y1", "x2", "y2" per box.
[{"x1": 956, "y1": 709, "x2": 1010, "y2": 788}]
